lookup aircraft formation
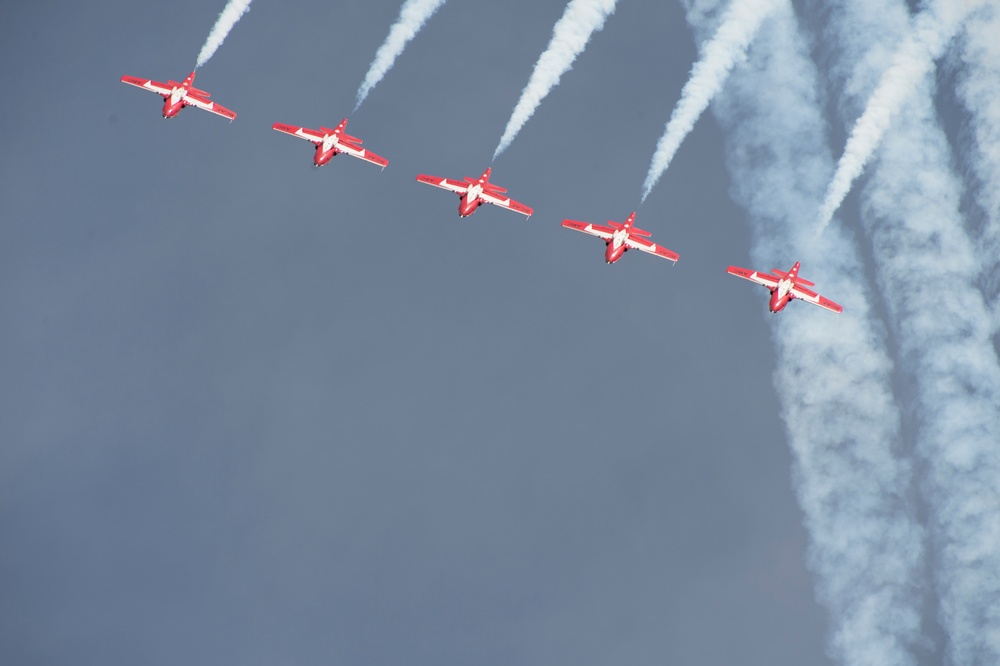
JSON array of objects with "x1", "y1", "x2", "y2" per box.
[{"x1": 120, "y1": 69, "x2": 843, "y2": 316}]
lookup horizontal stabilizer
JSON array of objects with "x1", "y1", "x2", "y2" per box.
[
  {"x1": 630, "y1": 227, "x2": 652, "y2": 237},
  {"x1": 188, "y1": 86, "x2": 210, "y2": 97},
  {"x1": 340, "y1": 133, "x2": 362, "y2": 144},
  {"x1": 771, "y1": 269, "x2": 789, "y2": 278},
  {"x1": 793, "y1": 277, "x2": 815, "y2": 287},
  {"x1": 484, "y1": 183, "x2": 508, "y2": 194}
]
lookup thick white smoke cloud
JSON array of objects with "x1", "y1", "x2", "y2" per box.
[
  {"x1": 813, "y1": 0, "x2": 1000, "y2": 662},
  {"x1": 814, "y1": 0, "x2": 979, "y2": 234},
  {"x1": 493, "y1": 0, "x2": 618, "y2": 160},
  {"x1": 196, "y1": 0, "x2": 253, "y2": 69},
  {"x1": 355, "y1": 0, "x2": 447, "y2": 111},
  {"x1": 640, "y1": 0, "x2": 782, "y2": 204},
  {"x1": 680, "y1": 1, "x2": 927, "y2": 663},
  {"x1": 954, "y1": 2, "x2": 1000, "y2": 331}
]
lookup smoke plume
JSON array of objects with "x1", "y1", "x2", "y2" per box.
[
  {"x1": 196, "y1": 0, "x2": 253, "y2": 69},
  {"x1": 640, "y1": 0, "x2": 782, "y2": 203},
  {"x1": 493, "y1": 0, "x2": 618, "y2": 160},
  {"x1": 810, "y1": 0, "x2": 1000, "y2": 661},
  {"x1": 814, "y1": 0, "x2": 978, "y2": 234},
  {"x1": 954, "y1": 2, "x2": 1000, "y2": 331},
  {"x1": 680, "y1": 1, "x2": 927, "y2": 663},
  {"x1": 355, "y1": 0, "x2": 447, "y2": 111}
]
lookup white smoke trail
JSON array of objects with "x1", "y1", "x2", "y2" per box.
[
  {"x1": 680, "y1": 1, "x2": 927, "y2": 663},
  {"x1": 814, "y1": 0, "x2": 978, "y2": 234},
  {"x1": 640, "y1": 0, "x2": 783, "y2": 203},
  {"x1": 196, "y1": 0, "x2": 253, "y2": 69},
  {"x1": 492, "y1": 0, "x2": 618, "y2": 160},
  {"x1": 812, "y1": 0, "x2": 1000, "y2": 662},
  {"x1": 355, "y1": 0, "x2": 447, "y2": 111},
  {"x1": 954, "y1": 3, "x2": 1000, "y2": 331}
]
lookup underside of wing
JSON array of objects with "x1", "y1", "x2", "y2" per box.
[
  {"x1": 624, "y1": 236, "x2": 679, "y2": 262},
  {"x1": 416, "y1": 174, "x2": 468, "y2": 195},
  {"x1": 480, "y1": 191, "x2": 533, "y2": 217},
  {"x1": 337, "y1": 142, "x2": 388, "y2": 168},
  {"x1": 727, "y1": 265, "x2": 779, "y2": 288},
  {"x1": 561, "y1": 220, "x2": 615, "y2": 240},
  {"x1": 791, "y1": 285, "x2": 843, "y2": 313},
  {"x1": 120, "y1": 75, "x2": 171, "y2": 96},
  {"x1": 184, "y1": 94, "x2": 236, "y2": 120},
  {"x1": 271, "y1": 122, "x2": 324, "y2": 143}
]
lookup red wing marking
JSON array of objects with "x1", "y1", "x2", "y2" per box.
[
  {"x1": 791, "y1": 285, "x2": 843, "y2": 313},
  {"x1": 480, "y1": 190, "x2": 533, "y2": 217},
  {"x1": 561, "y1": 220, "x2": 615, "y2": 240},
  {"x1": 272, "y1": 123, "x2": 325, "y2": 143},
  {"x1": 337, "y1": 142, "x2": 388, "y2": 168},
  {"x1": 727, "y1": 265, "x2": 780, "y2": 288},
  {"x1": 120, "y1": 75, "x2": 171, "y2": 96},
  {"x1": 183, "y1": 93, "x2": 236, "y2": 120},
  {"x1": 416, "y1": 174, "x2": 469, "y2": 195},
  {"x1": 624, "y1": 235, "x2": 679, "y2": 262}
]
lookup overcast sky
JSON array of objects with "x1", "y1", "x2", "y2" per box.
[{"x1": 0, "y1": 1, "x2": 844, "y2": 663}]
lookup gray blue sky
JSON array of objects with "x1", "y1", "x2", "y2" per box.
[{"x1": 0, "y1": 1, "x2": 840, "y2": 663}]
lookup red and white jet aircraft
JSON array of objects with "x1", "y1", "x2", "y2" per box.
[
  {"x1": 119, "y1": 71, "x2": 236, "y2": 121},
  {"x1": 727, "y1": 262, "x2": 843, "y2": 314},
  {"x1": 561, "y1": 211, "x2": 679, "y2": 264},
  {"x1": 415, "y1": 167, "x2": 533, "y2": 218},
  {"x1": 271, "y1": 118, "x2": 388, "y2": 169}
]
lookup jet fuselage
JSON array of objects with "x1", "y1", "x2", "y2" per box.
[
  {"x1": 162, "y1": 95, "x2": 184, "y2": 118},
  {"x1": 313, "y1": 145, "x2": 336, "y2": 166},
  {"x1": 459, "y1": 194, "x2": 483, "y2": 217}
]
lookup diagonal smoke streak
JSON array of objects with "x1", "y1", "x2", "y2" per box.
[
  {"x1": 640, "y1": 0, "x2": 782, "y2": 204},
  {"x1": 810, "y1": 0, "x2": 1000, "y2": 662},
  {"x1": 954, "y1": 2, "x2": 1000, "y2": 332},
  {"x1": 196, "y1": 0, "x2": 253, "y2": 69},
  {"x1": 492, "y1": 0, "x2": 618, "y2": 160},
  {"x1": 355, "y1": 0, "x2": 447, "y2": 111},
  {"x1": 679, "y1": 1, "x2": 926, "y2": 663},
  {"x1": 814, "y1": 0, "x2": 979, "y2": 234}
]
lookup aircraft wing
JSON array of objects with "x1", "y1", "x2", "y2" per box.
[
  {"x1": 561, "y1": 219, "x2": 616, "y2": 240},
  {"x1": 727, "y1": 265, "x2": 780, "y2": 288},
  {"x1": 271, "y1": 122, "x2": 325, "y2": 143},
  {"x1": 480, "y1": 191, "x2": 533, "y2": 218},
  {"x1": 183, "y1": 93, "x2": 237, "y2": 121},
  {"x1": 336, "y1": 142, "x2": 389, "y2": 169},
  {"x1": 120, "y1": 75, "x2": 172, "y2": 96},
  {"x1": 624, "y1": 235, "x2": 679, "y2": 263},
  {"x1": 790, "y1": 284, "x2": 843, "y2": 313},
  {"x1": 416, "y1": 174, "x2": 469, "y2": 195}
]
